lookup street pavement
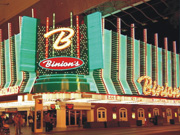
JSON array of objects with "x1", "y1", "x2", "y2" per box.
[{"x1": 8, "y1": 124, "x2": 180, "y2": 135}]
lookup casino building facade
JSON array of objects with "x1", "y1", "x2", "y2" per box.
[{"x1": 0, "y1": 0, "x2": 180, "y2": 129}]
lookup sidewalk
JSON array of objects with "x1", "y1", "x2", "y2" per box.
[
  {"x1": 8, "y1": 123, "x2": 180, "y2": 135},
  {"x1": 8, "y1": 124, "x2": 86, "y2": 135}
]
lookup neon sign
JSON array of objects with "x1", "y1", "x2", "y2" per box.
[
  {"x1": 66, "y1": 104, "x2": 74, "y2": 110},
  {"x1": 0, "y1": 86, "x2": 19, "y2": 96},
  {"x1": 137, "y1": 76, "x2": 180, "y2": 98},
  {"x1": 39, "y1": 57, "x2": 84, "y2": 70},
  {"x1": 44, "y1": 28, "x2": 74, "y2": 50}
]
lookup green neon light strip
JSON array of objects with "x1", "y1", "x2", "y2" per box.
[
  {"x1": 134, "y1": 40, "x2": 142, "y2": 94},
  {"x1": 168, "y1": 51, "x2": 172, "y2": 87},
  {"x1": 39, "y1": 74, "x2": 85, "y2": 78},
  {"x1": 147, "y1": 44, "x2": 152, "y2": 78},
  {"x1": 23, "y1": 72, "x2": 36, "y2": 93},
  {"x1": 87, "y1": 12, "x2": 104, "y2": 70},
  {"x1": 120, "y1": 35, "x2": 132, "y2": 94},
  {"x1": 15, "y1": 34, "x2": 23, "y2": 86},
  {"x1": 37, "y1": 77, "x2": 87, "y2": 82},
  {"x1": 85, "y1": 71, "x2": 98, "y2": 93},
  {"x1": 103, "y1": 29, "x2": 116, "y2": 94},
  {"x1": 4, "y1": 39, "x2": 11, "y2": 88},
  {"x1": 176, "y1": 54, "x2": 180, "y2": 87},
  {"x1": 20, "y1": 16, "x2": 37, "y2": 72},
  {"x1": 158, "y1": 48, "x2": 162, "y2": 86}
]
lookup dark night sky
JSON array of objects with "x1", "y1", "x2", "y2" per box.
[{"x1": 105, "y1": 0, "x2": 180, "y2": 53}]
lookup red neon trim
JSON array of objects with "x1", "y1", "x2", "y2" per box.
[
  {"x1": 143, "y1": 29, "x2": 147, "y2": 75},
  {"x1": 0, "y1": 29, "x2": 2, "y2": 87},
  {"x1": 131, "y1": 24, "x2": 140, "y2": 95},
  {"x1": 117, "y1": 18, "x2": 125, "y2": 94},
  {"x1": 19, "y1": 71, "x2": 25, "y2": 93},
  {"x1": 100, "y1": 69, "x2": 109, "y2": 94},
  {"x1": 164, "y1": 38, "x2": 168, "y2": 83},
  {"x1": 76, "y1": 16, "x2": 80, "y2": 58},
  {"x1": 154, "y1": 33, "x2": 158, "y2": 84},
  {"x1": 173, "y1": 41, "x2": 177, "y2": 87},
  {"x1": 8, "y1": 23, "x2": 13, "y2": 87},
  {"x1": 19, "y1": 16, "x2": 22, "y2": 33},
  {"x1": 32, "y1": 8, "x2": 37, "y2": 18},
  {"x1": 101, "y1": 19, "x2": 108, "y2": 94},
  {"x1": 131, "y1": 24, "x2": 135, "y2": 80},
  {"x1": 45, "y1": 17, "x2": 49, "y2": 59}
]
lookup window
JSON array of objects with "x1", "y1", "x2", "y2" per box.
[
  {"x1": 97, "y1": 107, "x2": 107, "y2": 122},
  {"x1": 153, "y1": 108, "x2": 159, "y2": 116},
  {"x1": 132, "y1": 113, "x2": 135, "y2": 119}
]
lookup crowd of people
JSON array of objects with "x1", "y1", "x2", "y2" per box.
[{"x1": 0, "y1": 112, "x2": 56, "y2": 134}]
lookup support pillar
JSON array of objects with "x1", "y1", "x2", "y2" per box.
[
  {"x1": 87, "y1": 109, "x2": 94, "y2": 122},
  {"x1": 27, "y1": 110, "x2": 30, "y2": 126},
  {"x1": 56, "y1": 103, "x2": 66, "y2": 128}
]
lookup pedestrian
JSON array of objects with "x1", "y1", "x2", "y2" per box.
[
  {"x1": 14, "y1": 113, "x2": 23, "y2": 135},
  {"x1": 1, "y1": 113, "x2": 6, "y2": 125},
  {"x1": 28, "y1": 114, "x2": 33, "y2": 127},
  {"x1": 44, "y1": 113, "x2": 51, "y2": 132}
]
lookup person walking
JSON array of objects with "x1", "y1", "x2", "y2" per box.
[
  {"x1": 28, "y1": 114, "x2": 33, "y2": 127},
  {"x1": 44, "y1": 113, "x2": 51, "y2": 132},
  {"x1": 14, "y1": 113, "x2": 23, "y2": 135}
]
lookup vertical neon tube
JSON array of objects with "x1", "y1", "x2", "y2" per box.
[
  {"x1": 0, "y1": 29, "x2": 2, "y2": 88},
  {"x1": 164, "y1": 37, "x2": 168, "y2": 83},
  {"x1": 8, "y1": 23, "x2": 13, "y2": 86},
  {"x1": 52, "y1": 13, "x2": 55, "y2": 57},
  {"x1": 154, "y1": 33, "x2": 158, "y2": 84},
  {"x1": 131, "y1": 24, "x2": 135, "y2": 81},
  {"x1": 173, "y1": 41, "x2": 177, "y2": 87},
  {"x1": 45, "y1": 17, "x2": 49, "y2": 59},
  {"x1": 143, "y1": 29, "x2": 147, "y2": 75},
  {"x1": 76, "y1": 15, "x2": 80, "y2": 58},
  {"x1": 32, "y1": 8, "x2": 36, "y2": 18},
  {"x1": 19, "y1": 16, "x2": 22, "y2": 32},
  {"x1": 117, "y1": 18, "x2": 125, "y2": 94},
  {"x1": 101, "y1": 18, "x2": 108, "y2": 94},
  {"x1": 131, "y1": 23, "x2": 139, "y2": 95},
  {"x1": 19, "y1": 16, "x2": 24, "y2": 91},
  {"x1": 70, "y1": 12, "x2": 73, "y2": 56}
]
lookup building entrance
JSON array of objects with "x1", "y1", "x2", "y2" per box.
[
  {"x1": 119, "y1": 108, "x2": 128, "y2": 121},
  {"x1": 178, "y1": 108, "x2": 180, "y2": 122},
  {"x1": 66, "y1": 110, "x2": 87, "y2": 126},
  {"x1": 166, "y1": 108, "x2": 172, "y2": 123},
  {"x1": 137, "y1": 108, "x2": 145, "y2": 124}
]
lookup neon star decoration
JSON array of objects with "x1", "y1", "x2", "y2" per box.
[{"x1": 44, "y1": 28, "x2": 75, "y2": 50}]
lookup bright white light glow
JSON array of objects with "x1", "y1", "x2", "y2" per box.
[{"x1": 44, "y1": 28, "x2": 74, "y2": 50}]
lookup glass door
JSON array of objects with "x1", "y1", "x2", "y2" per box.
[
  {"x1": 153, "y1": 108, "x2": 159, "y2": 116},
  {"x1": 137, "y1": 108, "x2": 145, "y2": 124},
  {"x1": 66, "y1": 110, "x2": 85, "y2": 126},
  {"x1": 166, "y1": 108, "x2": 172, "y2": 123},
  {"x1": 119, "y1": 108, "x2": 128, "y2": 121},
  {"x1": 178, "y1": 108, "x2": 180, "y2": 122}
]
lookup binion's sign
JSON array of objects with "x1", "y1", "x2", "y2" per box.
[
  {"x1": 44, "y1": 27, "x2": 74, "y2": 50},
  {"x1": 137, "y1": 76, "x2": 180, "y2": 98},
  {"x1": 40, "y1": 27, "x2": 84, "y2": 71},
  {"x1": 39, "y1": 57, "x2": 84, "y2": 70}
]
